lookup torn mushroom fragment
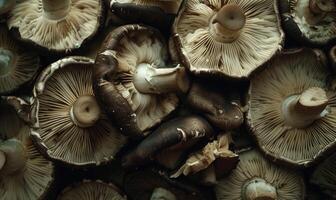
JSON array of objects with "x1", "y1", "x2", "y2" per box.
[
  {"x1": 31, "y1": 56, "x2": 126, "y2": 166},
  {"x1": 122, "y1": 115, "x2": 214, "y2": 168},
  {"x1": 247, "y1": 48, "x2": 336, "y2": 167},
  {"x1": 171, "y1": 0, "x2": 284, "y2": 78},
  {"x1": 94, "y1": 24, "x2": 190, "y2": 137},
  {"x1": 57, "y1": 180, "x2": 126, "y2": 200},
  {"x1": 0, "y1": 0, "x2": 15, "y2": 15},
  {"x1": 215, "y1": 149, "x2": 305, "y2": 200},
  {"x1": 0, "y1": 25, "x2": 40, "y2": 95},
  {"x1": 279, "y1": 0, "x2": 336, "y2": 46},
  {"x1": 7, "y1": 0, "x2": 105, "y2": 53}
]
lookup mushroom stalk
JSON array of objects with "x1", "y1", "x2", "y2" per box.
[
  {"x1": 243, "y1": 178, "x2": 277, "y2": 200},
  {"x1": 309, "y1": 0, "x2": 335, "y2": 14},
  {"x1": 133, "y1": 63, "x2": 190, "y2": 94},
  {"x1": 0, "y1": 139, "x2": 27, "y2": 175},
  {"x1": 150, "y1": 187, "x2": 177, "y2": 200},
  {"x1": 69, "y1": 95, "x2": 101, "y2": 128},
  {"x1": 282, "y1": 87, "x2": 329, "y2": 128},
  {"x1": 0, "y1": 48, "x2": 14, "y2": 76},
  {"x1": 42, "y1": 0, "x2": 71, "y2": 20},
  {"x1": 209, "y1": 4, "x2": 246, "y2": 43}
]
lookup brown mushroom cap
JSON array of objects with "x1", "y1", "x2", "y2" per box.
[
  {"x1": 247, "y1": 48, "x2": 336, "y2": 167},
  {"x1": 0, "y1": 25, "x2": 40, "y2": 95},
  {"x1": 171, "y1": 0, "x2": 284, "y2": 78},
  {"x1": 31, "y1": 56, "x2": 126, "y2": 166},
  {"x1": 57, "y1": 180, "x2": 126, "y2": 200},
  {"x1": 215, "y1": 149, "x2": 305, "y2": 200},
  {"x1": 7, "y1": 0, "x2": 105, "y2": 53}
]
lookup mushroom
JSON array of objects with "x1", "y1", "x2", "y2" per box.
[
  {"x1": 215, "y1": 149, "x2": 305, "y2": 200},
  {"x1": 247, "y1": 48, "x2": 336, "y2": 167},
  {"x1": 0, "y1": 24, "x2": 40, "y2": 95},
  {"x1": 279, "y1": 0, "x2": 336, "y2": 46},
  {"x1": 94, "y1": 24, "x2": 190, "y2": 138},
  {"x1": 171, "y1": 0, "x2": 284, "y2": 78},
  {"x1": 0, "y1": 0, "x2": 15, "y2": 15},
  {"x1": 31, "y1": 56, "x2": 126, "y2": 166},
  {"x1": 122, "y1": 115, "x2": 214, "y2": 168},
  {"x1": 7, "y1": 0, "x2": 105, "y2": 54},
  {"x1": 310, "y1": 152, "x2": 336, "y2": 198},
  {"x1": 57, "y1": 180, "x2": 126, "y2": 200}
]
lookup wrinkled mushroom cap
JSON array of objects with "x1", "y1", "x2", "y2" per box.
[
  {"x1": 172, "y1": 0, "x2": 284, "y2": 78},
  {"x1": 31, "y1": 56, "x2": 126, "y2": 166},
  {"x1": 247, "y1": 48, "x2": 336, "y2": 167},
  {"x1": 215, "y1": 150, "x2": 305, "y2": 200}
]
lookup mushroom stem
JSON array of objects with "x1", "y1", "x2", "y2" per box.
[
  {"x1": 70, "y1": 95, "x2": 101, "y2": 128},
  {"x1": 150, "y1": 187, "x2": 177, "y2": 200},
  {"x1": 243, "y1": 178, "x2": 277, "y2": 200},
  {"x1": 209, "y1": 4, "x2": 246, "y2": 43},
  {"x1": 0, "y1": 139, "x2": 27, "y2": 175},
  {"x1": 0, "y1": 48, "x2": 14, "y2": 76},
  {"x1": 309, "y1": 0, "x2": 335, "y2": 14},
  {"x1": 282, "y1": 87, "x2": 329, "y2": 128},
  {"x1": 42, "y1": 0, "x2": 71, "y2": 20},
  {"x1": 133, "y1": 63, "x2": 190, "y2": 94}
]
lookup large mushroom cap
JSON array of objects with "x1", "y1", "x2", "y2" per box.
[
  {"x1": 247, "y1": 48, "x2": 336, "y2": 167},
  {"x1": 215, "y1": 149, "x2": 305, "y2": 200},
  {"x1": 171, "y1": 0, "x2": 284, "y2": 78},
  {"x1": 31, "y1": 56, "x2": 126, "y2": 166},
  {"x1": 7, "y1": 0, "x2": 105, "y2": 53},
  {"x1": 94, "y1": 24, "x2": 186, "y2": 137},
  {"x1": 0, "y1": 25, "x2": 40, "y2": 95}
]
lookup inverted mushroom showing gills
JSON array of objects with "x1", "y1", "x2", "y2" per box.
[
  {"x1": 94, "y1": 24, "x2": 190, "y2": 137},
  {"x1": 247, "y1": 48, "x2": 336, "y2": 167},
  {"x1": 279, "y1": 0, "x2": 336, "y2": 46},
  {"x1": 215, "y1": 149, "x2": 305, "y2": 200},
  {"x1": 31, "y1": 56, "x2": 126, "y2": 166},
  {"x1": 171, "y1": 0, "x2": 284, "y2": 78},
  {"x1": 7, "y1": 0, "x2": 105, "y2": 53},
  {"x1": 0, "y1": 25, "x2": 40, "y2": 95}
]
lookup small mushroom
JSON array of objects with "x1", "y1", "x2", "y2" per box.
[
  {"x1": 310, "y1": 152, "x2": 336, "y2": 198},
  {"x1": 171, "y1": 0, "x2": 284, "y2": 78},
  {"x1": 0, "y1": 25, "x2": 40, "y2": 95},
  {"x1": 122, "y1": 115, "x2": 214, "y2": 168},
  {"x1": 94, "y1": 24, "x2": 190, "y2": 137},
  {"x1": 7, "y1": 0, "x2": 106, "y2": 54},
  {"x1": 279, "y1": 0, "x2": 336, "y2": 46},
  {"x1": 0, "y1": 0, "x2": 15, "y2": 15},
  {"x1": 31, "y1": 56, "x2": 126, "y2": 166},
  {"x1": 247, "y1": 48, "x2": 336, "y2": 167},
  {"x1": 57, "y1": 180, "x2": 126, "y2": 200},
  {"x1": 215, "y1": 149, "x2": 305, "y2": 200}
]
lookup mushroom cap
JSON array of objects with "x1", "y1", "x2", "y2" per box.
[
  {"x1": 171, "y1": 0, "x2": 284, "y2": 79},
  {"x1": 94, "y1": 24, "x2": 179, "y2": 137},
  {"x1": 279, "y1": 0, "x2": 336, "y2": 46},
  {"x1": 57, "y1": 180, "x2": 126, "y2": 200},
  {"x1": 0, "y1": 25, "x2": 40, "y2": 95},
  {"x1": 215, "y1": 149, "x2": 305, "y2": 200},
  {"x1": 7, "y1": 0, "x2": 105, "y2": 54},
  {"x1": 31, "y1": 56, "x2": 126, "y2": 166},
  {"x1": 247, "y1": 48, "x2": 336, "y2": 167}
]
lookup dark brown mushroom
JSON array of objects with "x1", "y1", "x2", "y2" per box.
[{"x1": 31, "y1": 56, "x2": 126, "y2": 166}]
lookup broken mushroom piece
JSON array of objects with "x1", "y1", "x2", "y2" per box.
[
  {"x1": 247, "y1": 48, "x2": 336, "y2": 167},
  {"x1": 0, "y1": 25, "x2": 40, "y2": 95},
  {"x1": 57, "y1": 180, "x2": 126, "y2": 200},
  {"x1": 310, "y1": 152, "x2": 336, "y2": 198},
  {"x1": 94, "y1": 24, "x2": 190, "y2": 137},
  {"x1": 7, "y1": 0, "x2": 105, "y2": 54},
  {"x1": 215, "y1": 149, "x2": 305, "y2": 200},
  {"x1": 0, "y1": 0, "x2": 15, "y2": 15},
  {"x1": 279, "y1": 0, "x2": 336, "y2": 46},
  {"x1": 171, "y1": 0, "x2": 284, "y2": 78},
  {"x1": 31, "y1": 56, "x2": 126, "y2": 166}
]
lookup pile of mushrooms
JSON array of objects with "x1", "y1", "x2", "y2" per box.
[{"x1": 0, "y1": 0, "x2": 336, "y2": 199}]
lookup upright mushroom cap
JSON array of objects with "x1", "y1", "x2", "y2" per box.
[
  {"x1": 215, "y1": 149, "x2": 305, "y2": 200},
  {"x1": 279, "y1": 0, "x2": 336, "y2": 46},
  {"x1": 57, "y1": 180, "x2": 126, "y2": 200},
  {"x1": 7, "y1": 0, "x2": 105, "y2": 53},
  {"x1": 171, "y1": 0, "x2": 284, "y2": 78},
  {"x1": 31, "y1": 56, "x2": 126, "y2": 166},
  {"x1": 0, "y1": 25, "x2": 40, "y2": 95},
  {"x1": 247, "y1": 48, "x2": 336, "y2": 167},
  {"x1": 94, "y1": 24, "x2": 190, "y2": 137}
]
